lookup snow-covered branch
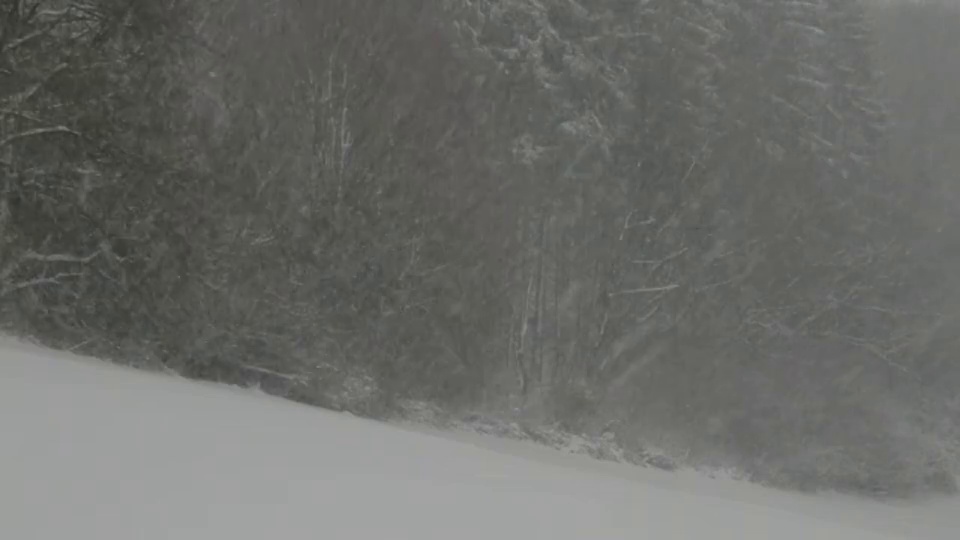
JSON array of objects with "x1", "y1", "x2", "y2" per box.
[{"x1": 22, "y1": 251, "x2": 99, "y2": 264}]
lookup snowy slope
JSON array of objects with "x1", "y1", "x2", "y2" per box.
[{"x1": 1, "y1": 340, "x2": 956, "y2": 540}]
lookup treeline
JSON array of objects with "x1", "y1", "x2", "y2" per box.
[{"x1": 1, "y1": 0, "x2": 957, "y2": 497}]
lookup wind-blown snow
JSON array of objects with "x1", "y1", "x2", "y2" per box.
[{"x1": 1, "y1": 340, "x2": 956, "y2": 539}]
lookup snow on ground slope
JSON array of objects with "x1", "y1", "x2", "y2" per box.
[{"x1": 1, "y1": 340, "x2": 956, "y2": 540}]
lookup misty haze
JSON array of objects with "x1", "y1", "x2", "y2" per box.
[{"x1": 1, "y1": 0, "x2": 959, "y2": 538}]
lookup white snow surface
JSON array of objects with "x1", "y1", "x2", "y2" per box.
[{"x1": 1, "y1": 339, "x2": 957, "y2": 539}]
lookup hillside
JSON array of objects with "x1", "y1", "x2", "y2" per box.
[{"x1": 0, "y1": 340, "x2": 955, "y2": 539}]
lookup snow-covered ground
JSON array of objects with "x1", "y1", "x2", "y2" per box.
[{"x1": 1, "y1": 340, "x2": 956, "y2": 539}]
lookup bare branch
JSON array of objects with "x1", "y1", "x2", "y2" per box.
[
  {"x1": 2, "y1": 272, "x2": 83, "y2": 296},
  {"x1": 820, "y1": 332, "x2": 913, "y2": 376},
  {"x1": 0, "y1": 108, "x2": 48, "y2": 123},
  {"x1": 632, "y1": 247, "x2": 688, "y2": 265},
  {"x1": 0, "y1": 3, "x2": 83, "y2": 53},
  {"x1": 619, "y1": 211, "x2": 656, "y2": 240},
  {"x1": 237, "y1": 363, "x2": 306, "y2": 383},
  {"x1": 0, "y1": 249, "x2": 98, "y2": 288},
  {"x1": 612, "y1": 284, "x2": 680, "y2": 296},
  {"x1": 1, "y1": 28, "x2": 48, "y2": 53},
  {"x1": 0, "y1": 126, "x2": 80, "y2": 148},
  {"x1": 5, "y1": 63, "x2": 69, "y2": 107}
]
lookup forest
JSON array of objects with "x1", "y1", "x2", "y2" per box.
[{"x1": 2, "y1": 0, "x2": 959, "y2": 497}]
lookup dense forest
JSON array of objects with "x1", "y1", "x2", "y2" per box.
[{"x1": 2, "y1": 0, "x2": 959, "y2": 497}]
